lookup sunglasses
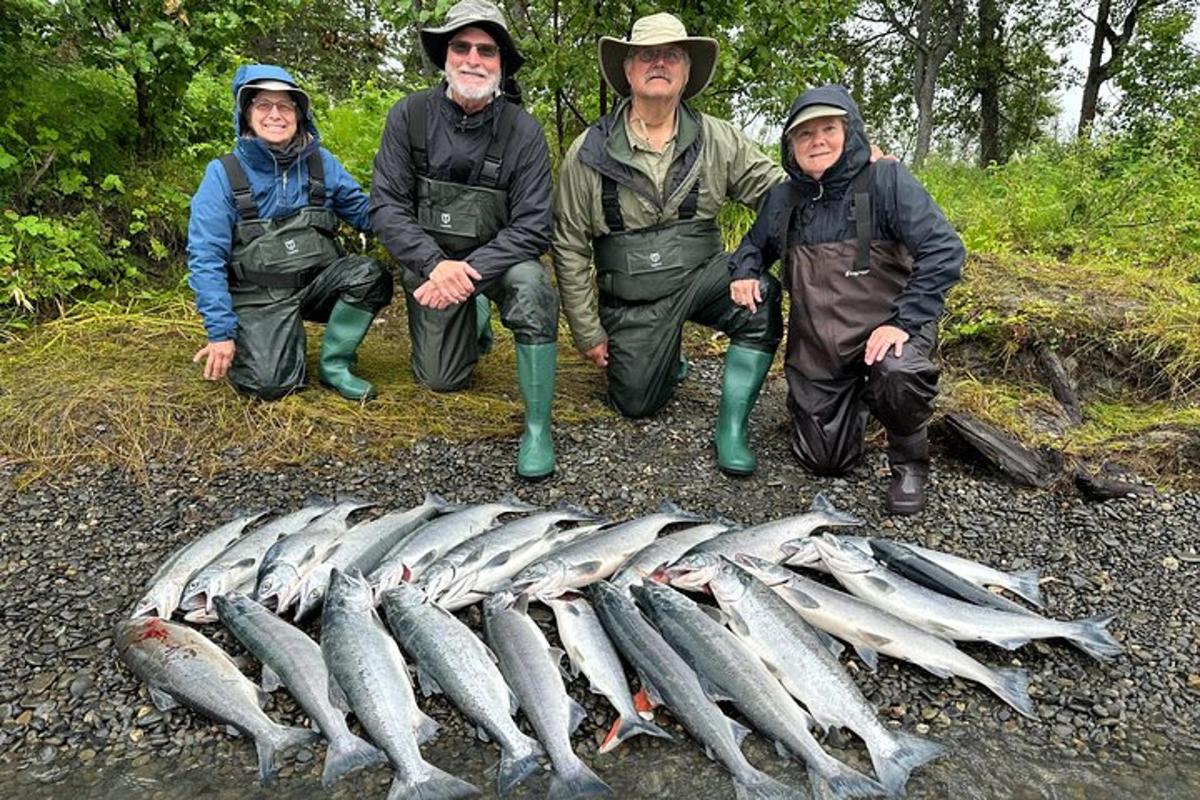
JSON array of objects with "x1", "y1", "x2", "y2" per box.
[{"x1": 448, "y1": 40, "x2": 501, "y2": 59}]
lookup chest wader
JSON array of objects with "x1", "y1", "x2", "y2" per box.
[
  {"x1": 782, "y1": 164, "x2": 939, "y2": 512},
  {"x1": 404, "y1": 97, "x2": 557, "y2": 478},
  {"x1": 221, "y1": 152, "x2": 340, "y2": 399}
]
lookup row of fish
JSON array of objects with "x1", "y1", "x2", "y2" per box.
[{"x1": 119, "y1": 493, "x2": 1121, "y2": 799}]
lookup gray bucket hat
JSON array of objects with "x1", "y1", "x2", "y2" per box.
[
  {"x1": 599, "y1": 13, "x2": 718, "y2": 101},
  {"x1": 420, "y1": 0, "x2": 526, "y2": 75}
]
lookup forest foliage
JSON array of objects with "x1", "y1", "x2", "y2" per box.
[{"x1": 0, "y1": 0, "x2": 1197, "y2": 325}]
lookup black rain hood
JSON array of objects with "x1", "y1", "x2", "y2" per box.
[{"x1": 780, "y1": 85, "x2": 870, "y2": 197}]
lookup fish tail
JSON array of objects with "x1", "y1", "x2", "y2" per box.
[
  {"x1": 733, "y1": 769, "x2": 807, "y2": 800},
  {"x1": 810, "y1": 492, "x2": 863, "y2": 528},
  {"x1": 496, "y1": 739, "x2": 544, "y2": 796},
  {"x1": 871, "y1": 730, "x2": 944, "y2": 796},
  {"x1": 256, "y1": 724, "x2": 319, "y2": 785},
  {"x1": 1068, "y1": 613, "x2": 1122, "y2": 660},
  {"x1": 319, "y1": 733, "x2": 387, "y2": 788},
  {"x1": 989, "y1": 667, "x2": 1036, "y2": 719},
  {"x1": 809, "y1": 759, "x2": 888, "y2": 799},
  {"x1": 386, "y1": 763, "x2": 481, "y2": 800},
  {"x1": 597, "y1": 712, "x2": 672, "y2": 753},
  {"x1": 548, "y1": 756, "x2": 614, "y2": 800},
  {"x1": 1006, "y1": 568, "x2": 1043, "y2": 606}
]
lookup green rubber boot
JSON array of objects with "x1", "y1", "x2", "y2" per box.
[
  {"x1": 515, "y1": 342, "x2": 557, "y2": 479},
  {"x1": 318, "y1": 299, "x2": 377, "y2": 401},
  {"x1": 713, "y1": 344, "x2": 773, "y2": 475},
  {"x1": 675, "y1": 353, "x2": 689, "y2": 383},
  {"x1": 476, "y1": 294, "x2": 494, "y2": 356}
]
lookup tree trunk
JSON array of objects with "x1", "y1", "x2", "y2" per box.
[
  {"x1": 977, "y1": 0, "x2": 1002, "y2": 166},
  {"x1": 1078, "y1": 0, "x2": 1112, "y2": 134}
]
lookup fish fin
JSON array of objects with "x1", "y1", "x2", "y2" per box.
[
  {"x1": 567, "y1": 698, "x2": 588, "y2": 735},
  {"x1": 779, "y1": 584, "x2": 820, "y2": 609},
  {"x1": 699, "y1": 674, "x2": 734, "y2": 703},
  {"x1": 548, "y1": 757, "x2": 614, "y2": 800},
  {"x1": 774, "y1": 739, "x2": 791, "y2": 759},
  {"x1": 232, "y1": 557, "x2": 257, "y2": 570},
  {"x1": 1004, "y1": 568, "x2": 1044, "y2": 607},
  {"x1": 631, "y1": 687, "x2": 657, "y2": 717},
  {"x1": 298, "y1": 545, "x2": 319, "y2": 568},
  {"x1": 852, "y1": 644, "x2": 879, "y2": 671},
  {"x1": 991, "y1": 667, "x2": 1036, "y2": 719},
  {"x1": 497, "y1": 492, "x2": 540, "y2": 513},
  {"x1": 416, "y1": 664, "x2": 444, "y2": 697},
  {"x1": 987, "y1": 634, "x2": 1031, "y2": 651},
  {"x1": 255, "y1": 724, "x2": 319, "y2": 786},
  {"x1": 810, "y1": 493, "x2": 864, "y2": 528},
  {"x1": 309, "y1": 718, "x2": 322, "y2": 733},
  {"x1": 927, "y1": 620, "x2": 963, "y2": 640},
  {"x1": 814, "y1": 628, "x2": 845, "y2": 659},
  {"x1": 327, "y1": 677, "x2": 351, "y2": 714},
  {"x1": 148, "y1": 686, "x2": 179, "y2": 712},
  {"x1": 414, "y1": 710, "x2": 440, "y2": 745},
  {"x1": 226, "y1": 724, "x2": 242, "y2": 739},
  {"x1": 387, "y1": 764, "x2": 481, "y2": 800},
  {"x1": 496, "y1": 737, "x2": 543, "y2": 795},
  {"x1": 863, "y1": 575, "x2": 896, "y2": 594},
  {"x1": 483, "y1": 549, "x2": 514, "y2": 570},
  {"x1": 698, "y1": 604, "x2": 728, "y2": 625},
  {"x1": 320, "y1": 733, "x2": 386, "y2": 788},
  {"x1": 728, "y1": 716, "x2": 752, "y2": 746},
  {"x1": 732, "y1": 770, "x2": 806, "y2": 800},
  {"x1": 1067, "y1": 613, "x2": 1122, "y2": 660},
  {"x1": 809, "y1": 759, "x2": 887, "y2": 800},
  {"x1": 411, "y1": 549, "x2": 439, "y2": 572},
  {"x1": 598, "y1": 713, "x2": 671, "y2": 754},
  {"x1": 570, "y1": 559, "x2": 603, "y2": 577},
  {"x1": 917, "y1": 661, "x2": 954, "y2": 679},
  {"x1": 633, "y1": 672, "x2": 665, "y2": 710},
  {"x1": 507, "y1": 687, "x2": 520, "y2": 715},
  {"x1": 475, "y1": 725, "x2": 491, "y2": 743},
  {"x1": 724, "y1": 609, "x2": 753, "y2": 639},
  {"x1": 869, "y1": 729, "x2": 944, "y2": 796},
  {"x1": 260, "y1": 664, "x2": 284, "y2": 693}
]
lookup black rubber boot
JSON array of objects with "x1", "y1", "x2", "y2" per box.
[
  {"x1": 318, "y1": 300, "x2": 377, "y2": 401},
  {"x1": 886, "y1": 427, "x2": 930, "y2": 515}
]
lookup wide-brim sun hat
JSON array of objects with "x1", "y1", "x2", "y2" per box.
[
  {"x1": 420, "y1": 0, "x2": 526, "y2": 75},
  {"x1": 598, "y1": 12, "x2": 718, "y2": 102},
  {"x1": 785, "y1": 103, "x2": 848, "y2": 135}
]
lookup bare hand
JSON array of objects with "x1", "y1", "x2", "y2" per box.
[
  {"x1": 730, "y1": 278, "x2": 762, "y2": 314},
  {"x1": 869, "y1": 143, "x2": 898, "y2": 163},
  {"x1": 864, "y1": 324, "x2": 909, "y2": 365},
  {"x1": 428, "y1": 259, "x2": 481, "y2": 304},
  {"x1": 413, "y1": 280, "x2": 457, "y2": 310},
  {"x1": 193, "y1": 340, "x2": 236, "y2": 381},
  {"x1": 582, "y1": 341, "x2": 609, "y2": 369}
]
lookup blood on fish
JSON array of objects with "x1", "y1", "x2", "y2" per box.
[{"x1": 135, "y1": 618, "x2": 171, "y2": 643}]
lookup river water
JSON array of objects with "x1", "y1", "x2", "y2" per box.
[{"x1": 1, "y1": 726, "x2": 1196, "y2": 800}]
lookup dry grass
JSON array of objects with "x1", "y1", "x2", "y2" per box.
[{"x1": 0, "y1": 292, "x2": 617, "y2": 484}]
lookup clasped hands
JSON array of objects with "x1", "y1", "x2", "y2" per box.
[{"x1": 413, "y1": 259, "x2": 481, "y2": 310}]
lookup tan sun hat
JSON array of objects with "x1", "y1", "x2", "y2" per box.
[
  {"x1": 598, "y1": 13, "x2": 718, "y2": 101},
  {"x1": 784, "y1": 103, "x2": 848, "y2": 135}
]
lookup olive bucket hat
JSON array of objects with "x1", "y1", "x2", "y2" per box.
[
  {"x1": 420, "y1": 0, "x2": 526, "y2": 75},
  {"x1": 598, "y1": 12, "x2": 718, "y2": 101}
]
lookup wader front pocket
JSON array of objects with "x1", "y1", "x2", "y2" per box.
[
  {"x1": 416, "y1": 177, "x2": 508, "y2": 259},
  {"x1": 594, "y1": 219, "x2": 723, "y2": 304}
]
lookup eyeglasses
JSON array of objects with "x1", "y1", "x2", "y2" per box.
[
  {"x1": 632, "y1": 46, "x2": 685, "y2": 65},
  {"x1": 251, "y1": 99, "x2": 298, "y2": 116},
  {"x1": 448, "y1": 40, "x2": 500, "y2": 59}
]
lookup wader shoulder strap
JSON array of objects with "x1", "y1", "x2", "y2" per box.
[
  {"x1": 409, "y1": 91, "x2": 431, "y2": 177},
  {"x1": 470, "y1": 100, "x2": 515, "y2": 189},
  {"x1": 219, "y1": 154, "x2": 258, "y2": 221},
  {"x1": 600, "y1": 172, "x2": 701, "y2": 234},
  {"x1": 306, "y1": 150, "x2": 326, "y2": 207},
  {"x1": 851, "y1": 163, "x2": 874, "y2": 271}
]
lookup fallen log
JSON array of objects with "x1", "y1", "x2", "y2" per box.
[
  {"x1": 940, "y1": 411, "x2": 1062, "y2": 488},
  {"x1": 1032, "y1": 342, "x2": 1084, "y2": 426},
  {"x1": 1073, "y1": 466, "x2": 1155, "y2": 502}
]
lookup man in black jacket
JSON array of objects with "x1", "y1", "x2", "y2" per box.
[
  {"x1": 370, "y1": 0, "x2": 558, "y2": 479},
  {"x1": 731, "y1": 85, "x2": 965, "y2": 514}
]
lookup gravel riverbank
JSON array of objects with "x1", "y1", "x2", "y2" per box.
[{"x1": 1, "y1": 360, "x2": 1198, "y2": 798}]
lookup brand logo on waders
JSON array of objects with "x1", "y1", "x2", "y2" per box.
[
  {"x1": 845, "y1": 269, "x2": 869, "y2": 277},
  {"x1": 284, "y1": 239, "x2": 298, "y2": 254},
  {"x1": 649, "y1": 252, "x2": 662, "y2": 266},
  {"x1": 440, "y1": 212, "x2": 452, "y2": 228}
]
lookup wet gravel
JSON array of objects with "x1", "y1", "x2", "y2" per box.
[{"x1": 1, "y1": 359, "x2": 1198, "y2": 798}]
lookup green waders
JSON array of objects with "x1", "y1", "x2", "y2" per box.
[
  {"x1": 403, "y1": 95, "x2": 559, "y2": 476},
  {"x1": 220, "y1": 153, "x2": 391, "y2": 401}
]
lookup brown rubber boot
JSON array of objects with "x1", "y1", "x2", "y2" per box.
[{"x1": 886, "y1": 428, "x2": 930, "y2": 515}]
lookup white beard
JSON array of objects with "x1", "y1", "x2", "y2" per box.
[{"x1": 447, "y1": 67, "x2": 501, "y2": 101}]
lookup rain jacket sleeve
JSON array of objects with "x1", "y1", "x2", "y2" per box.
[
  {"x1": 369, "y1": 98, "x2": 447, "y2": 279},
  {"x1": 716, "y1": 118, "x2": 787, "y2": 209},
  {"x1": 551, "y1": 134, "x2": 606, "y2": 352},
  {"x1": 729, "y1": 184, "x2": 785, "y2": 281},
  {"x1": 186, "y1": 160, "x2": 240, "y2": 343},
  {"x1": 322, "y1": 148, "x2": 372, "y2": 232},
  {"x1": 465, "y1": 116, "x2": 553, "y2": 283},
  {"x1": 878, "y1": 161, "x2": 965, "y2": 333}
]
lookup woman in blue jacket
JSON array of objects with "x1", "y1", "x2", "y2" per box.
[
  {"x1": 187, "y1": 64, "x2": 393, "y2": 400},
  {"x1": 731, "y1": 85, "x2": 964, "y2": 514}
]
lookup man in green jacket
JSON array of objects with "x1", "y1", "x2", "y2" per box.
[{"x1": 553, "y1": 12, "x2": 786, "y2": 475}]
